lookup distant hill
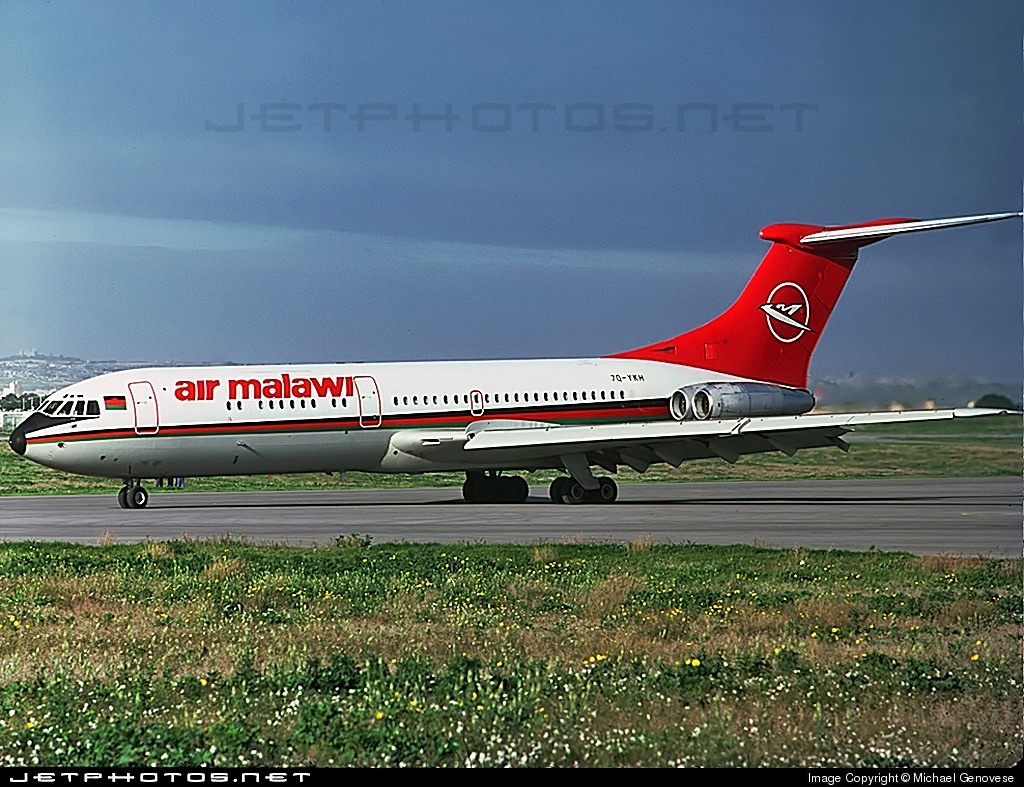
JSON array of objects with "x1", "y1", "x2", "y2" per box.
[
  {"x1": 809, "y1": 374, "x2": 1022, "y2": 411},
  {"x1": 0, "y1": 354, "x2": 232, "y2": 393}
]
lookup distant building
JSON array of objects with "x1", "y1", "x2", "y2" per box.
[
  {"x1": 1, "y1": 380, "x2": 22, "y2": 397},
  {"x1": 1, "y1": 411, "x2": 30, "y2": 431}
]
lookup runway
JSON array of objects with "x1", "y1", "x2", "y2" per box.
[{"x1": 0, "y1": 477, "x2": 1020, "y2": 557}]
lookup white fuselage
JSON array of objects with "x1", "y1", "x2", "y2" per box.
[{"x1": 21, "y1": 356, "x2": 751, "y2": 480}]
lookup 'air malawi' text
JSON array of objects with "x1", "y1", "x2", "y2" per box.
[{"x1": 175, "y1": 375, "x2": 357, "y2": 402}]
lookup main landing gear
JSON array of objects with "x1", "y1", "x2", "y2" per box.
[
  {"x1": 462, "y1": 471, "x2": 529, "y2": 503},
  {"x1": 460, "y1": 471, "x2": 619, "y2": 504},
  {"x1": 117, "y1": 480, "x2": 149, "y2": 509},
  {"x1": 548, "y1": 475, "x2": 618, "y2": 504}
]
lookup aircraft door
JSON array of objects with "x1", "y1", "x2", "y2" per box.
[
  {"x1": 354, "y1": 375, "x2": 382, "y2": 428},
  {"x1": 470, "y1": 389, "x2": 485, "y2": 416},
  {"x1": 128, "y1": 381, "x2": 159, "y2": 434}
]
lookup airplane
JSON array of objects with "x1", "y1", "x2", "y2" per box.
[{"x1": 8, "y1": 211, "x2": 1022, "y2": 509}]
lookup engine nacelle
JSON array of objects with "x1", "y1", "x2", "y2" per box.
[{"x1": 670, "y1": 382, "x2": 815, "y2": 420}]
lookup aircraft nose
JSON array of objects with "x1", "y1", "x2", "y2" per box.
[
  {"x1": 9, "y1": 412, "x2": 52, "y2": 456},
  {"x1": 9, "y1": 421, "x2": 27, "y2": 455}
]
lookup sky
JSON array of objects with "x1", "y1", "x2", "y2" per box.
[{"x1": 0, "y1": 1, "x2": 1021, "y2": 383}]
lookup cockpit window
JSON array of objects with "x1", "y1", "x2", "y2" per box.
[{"x1": 41, "y1": 398, "x2": 103, "y2": 419}]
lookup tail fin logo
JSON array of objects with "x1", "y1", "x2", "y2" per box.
[{"x1": 760, "y1": 282, "x2": 813, "y2": 343}]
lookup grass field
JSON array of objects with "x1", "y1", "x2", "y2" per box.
[
  {"x1": 0, "y1": 416, "x2": 1020, "y2": 767},
  {"x1": 0, "y1": 539, "x2": 1019, "y2": 767}
]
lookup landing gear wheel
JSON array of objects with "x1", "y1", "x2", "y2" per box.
[
  {"x1": 117, "y1": 487, "x2": 130, "y2": 509},
  {"x1": 509, "y1": 476, "x2": 529, "y2": 503},
  {"x1": 126, "y1": 485, "x2": 149, "y2": 509},
  {"x1": 563, "y1": 481, "x2": 588, "y2": 504},
  {"x1": 462, "y1": 475, "x2": 483, "y2": 503},
  {"x1": 549, "y1": 476, "x2": 571, "y2": 504},
  {"x1": 598, "y1": 477, "x2": 618, "y2": 503}
]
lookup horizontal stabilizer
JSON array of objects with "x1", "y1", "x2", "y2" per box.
[{"x1": 799, "y1": 212, "x2": 1022, "y2": 247}]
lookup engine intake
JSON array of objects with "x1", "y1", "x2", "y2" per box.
[
  {"x1": 670, "y1": 383, "x2": 814, "y2": 420},
  {"x1": 668, "y1": 387, "x2": 693, "y2": 421}
]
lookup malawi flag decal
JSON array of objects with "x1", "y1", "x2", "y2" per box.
[{"x1": 104, "y1": 395, "x2": 127, "y2": 411}]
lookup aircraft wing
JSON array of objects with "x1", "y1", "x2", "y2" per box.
[{"x1": 461, "y1": 408, "x2": 1016, "y2": 470}]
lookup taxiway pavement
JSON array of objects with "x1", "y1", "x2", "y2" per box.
[{"x1": 0, "y1": 477, "x2": 1020, "y2": 557}]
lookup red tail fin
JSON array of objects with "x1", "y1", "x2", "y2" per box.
[{"x1": 609, "y1": 213, "x2": 1022, "y2": 389}]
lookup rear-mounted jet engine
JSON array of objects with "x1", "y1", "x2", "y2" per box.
[{"x1": 669, "y1": 382, "x2": 814, "y2": 421}]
